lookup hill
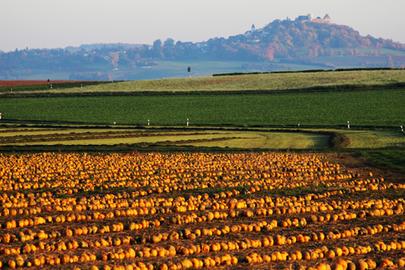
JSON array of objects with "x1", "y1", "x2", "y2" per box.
[{"x1": 1, "y1": 15, "x2": 404, "y2": 80}]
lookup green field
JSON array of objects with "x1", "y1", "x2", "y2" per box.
[
  {"x1": 1, "y1": 89, "x2": 404, "y2": 126},
  {"x1": 2, "y1": 70, "x2": 405, "y2": 95}
]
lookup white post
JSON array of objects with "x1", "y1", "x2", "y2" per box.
[
  {"x1": 113, "y1": 121, "x2": 116, "y2": 125},
  {"x1": 401, "y1": 125, "x2": 404, "y2": 132},
  {"x1": 147, "y1": 119, "x2": 150, "y2": 126},
  {"x1": 186, "y1": 118, "x2": 189, "y2": 127},
  {"x1": 347, "y1": 121, "x2": 350, "y2": 129},
  {"x1": 0, "y1": 112, "x2": 2, "y2": 120}
]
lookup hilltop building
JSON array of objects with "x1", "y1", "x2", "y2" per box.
[
  {"x1": 312, "y1": 14, "x2": 331, "y2": 24},
  {"x1": 296, "y1": 14, "x2": 331, "y2": 24}
]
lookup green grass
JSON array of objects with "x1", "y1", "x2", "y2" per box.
[
  {"x1": 341, "y1": 130, "x2": 405, "y2": 148},
  {"x1": 1, "y1": 89, "x2": 404, "y2": 126},
  {"x1": 4, "y1": 70, "x2": 405, "y2": 94},
  {"x1": 314, "y1": 129, "x2": 405, "y2": 149}
]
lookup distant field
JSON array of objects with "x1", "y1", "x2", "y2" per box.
[
  {"x1": 2, "y1": 70, "x2": 405, "y2": 95},
  {"x1": 59, "y1": 70, "x2": 405, "y2": 93},
  {"x1": 1, "y1": 89, "x2": 404, "y2": 126}
]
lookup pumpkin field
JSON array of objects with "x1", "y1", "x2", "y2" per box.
[{"x1": 0, "y1": 152, "x2": 403, "y2": 270}]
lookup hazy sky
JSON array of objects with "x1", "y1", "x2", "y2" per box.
[{"x1": 1, "y1": 0, "x2": 404, "y2": 52}]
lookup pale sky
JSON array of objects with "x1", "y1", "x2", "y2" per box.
[{"x1": 1, "y1": 0, "x2": 404, "y2": 52}]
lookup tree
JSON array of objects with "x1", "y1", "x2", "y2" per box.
[
  {"x1": 163, "y1": 38, "x2": 176, "y2": 59},
  {"x1": 152, "y1": 39, "x2": 163, "y2": 58}
]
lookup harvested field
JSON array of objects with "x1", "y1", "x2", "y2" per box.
[
  {"x1": 0, "y1": 81, "x2": 74, "y2": 87},
  {"x1": 0, "y1": 81, "x2": 111, "y2": 93},
  {"x1": 0, "y1": 128, "x2": 330, "y2": 149},
  {"x1": 0, "y1": 152, "x2": 403, "y2": 269}
]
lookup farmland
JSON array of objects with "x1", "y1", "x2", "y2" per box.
[
  {"x1": 0, "y1": 128, "x2": 330, "y2": 150},
  {"x1": 0, "y1": 126, "x2": 405, "y2": 150},
  {"x1": 1, "y1": 70, "x2": 405, "y2": 95},
  {"x1": 0, "y1": 81, "x2": 74, "y2": 87},
  {"x1": 0, "y1": 152, "x2": 404, "y2": 270},
  {"x1": 0, "y1": 81, "x2": 111, "y2": 93},
  {"x1": 69, "y1": 69, "x2": 405, "y2": 93},
  {"x1": 1, "y1": 89, "x2": 404, "y2": 126},
  {"x1": 0, "y1": 70, "x2": 404, "y2": 270}
]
